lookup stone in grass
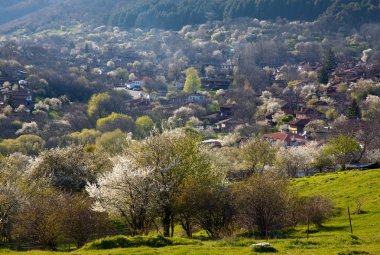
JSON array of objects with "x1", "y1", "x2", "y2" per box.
[{"x1": 251, "y1": 243, "x2": 278, "y2": 253}]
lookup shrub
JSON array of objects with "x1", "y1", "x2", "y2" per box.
[
  {"x1": 83, "y1": 235, "x2": 200, "y2": 250},
  {"x1": 251, "y1": 245, "x2": 278, "y2": 253}
]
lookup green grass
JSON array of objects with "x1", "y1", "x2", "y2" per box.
[{"x1": 1, "y1": 169, "x2": 379, "y2": 255}]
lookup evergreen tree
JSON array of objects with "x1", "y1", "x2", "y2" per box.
[
  {"x1": 318, "y1": 66, "x2": 329, "y2": 84},
  {"x1": 319, "y1": 49, "x2": 337, "y2": 84},
  {"x1": 84, "y1": 43, "x2": 90, "y2": 54},
  {"x1": 347, "y1": 99, "x2": 361, "y2": 120},
  {"x1": 323, "y1": 48, "x2": 337, "y2": 73}
]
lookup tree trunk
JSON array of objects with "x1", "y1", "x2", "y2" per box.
[
  {"x1": 181, "y1": 218, "x2": 193, "y2": 238},
  {"x1": 162, "y1": 208, "x2": 172, "y2": 237},
  {"x1": 170, "y1": 215, "x2": 175, "y2": 237}
]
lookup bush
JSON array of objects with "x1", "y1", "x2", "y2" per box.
[
  {"x1": 83, "y1": 235, "x2": 199, "y2": 250},
  {"x1": 251, "y1": 245, "x2": 278, "y2": 253}
]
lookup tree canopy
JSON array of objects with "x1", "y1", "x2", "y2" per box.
[{"x1": 184, "y1": 67, "x2": 201, "y2": 93}]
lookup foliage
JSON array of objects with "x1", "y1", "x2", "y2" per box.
[
  {"x1": 106, "y1": 0, "x2": 372, "y2": 30},
  {"x1": 346, "y1": 100, "x2": 361, "y2": 120},
  {"x1": 87, "y1": 156, "x2": 153, "y2": 236},
  {"x1": 89, "y1": 130, "x2": 215, "y2": 237},
  {"x1": 31, "y1": 146, "x2": 111, "y2": 193},
  {"x1": 82, "y1": 235, "x2": 198, "y2": 250},
  {"x1": 0, "y1": 154, "x2": 30, "y2": 243},
  {"x1": 0, "y1": 135, "x2": 45, "y2": 156},
  {"x1": 274, "y1": 142, "x2": 323, "y2": 177},
  {"x1": 96, "y1": 113, "x2": 134, "y2": 133},
  {"x1": 194, "y1": 184, "x2": 234, "y2": 239},
  {"x1": 323, "y1": 134, "x2": 361, "y2": 170},
  {"x1": 12, "y1": 188, "x2": 65, "y2": 250},
  {"x1": 239, "y1": 138, "x2": 277, "y2": 174},
  {"x1": 66, "y1": 129, "x2": 101, "y2": 146},
  {"x1": 12, "y1": 188, "x2": 109, "y2": 250},
  {"x1": 233, "y1": 174, "x2": 292, "y2": 237},
  {"x1": 1, "y1": 170, "x2": 380, "y2": 254},
  {"x1": 135, "y1": 116, "x2": 155, "y2": 139},
  {"x1": 88, "y1": 91, "x2": 131, "y2": 121},
  {"x1": 95, "y1": 129, "x2": 131, "y2": 156},
  {"x1": 87, "y1": 93, "x2": 112, "y2": 120},
  {"x1": 297, "y1": 196, "x2": 334, "y2": 227},
  {"x1": 184, "y1": 67, "x2": 201, "y2": 93},
  {"x1": 252, "y1": 245, "x2": 278, "y2": 253},
  {"x1": 318, "y1": 49, "x2": 336, "y2": 84}
]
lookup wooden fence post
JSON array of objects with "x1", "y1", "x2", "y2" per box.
[{"x1": 348, "y1": 206, "x2": 353, "y2": 234}]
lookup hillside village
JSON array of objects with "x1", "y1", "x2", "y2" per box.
[
  {"x1": 0, "y1": 0, "x2": 380, "y2": 253},
  {"x1": 0, "y1": 19, "x2": 378, "y2": 174}
]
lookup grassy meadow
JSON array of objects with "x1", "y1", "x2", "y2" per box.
[{"x1": 1, "y1": 169, "x2": 379, "y2": 255}]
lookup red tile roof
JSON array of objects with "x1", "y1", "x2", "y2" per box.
[{"x1": 263, "y1": 132, "x2": 307, "y2": 142}]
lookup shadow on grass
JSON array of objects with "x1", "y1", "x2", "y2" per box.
[
  {"x1": 318, "y1": 225, "x2": 348, "y2": 232},
  {"x1": 252, "y1": 245, "x2": 278, "y2": 253}
]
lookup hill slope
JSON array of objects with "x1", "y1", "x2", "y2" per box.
[
  {"x1": 0, "y1": 0, "x2": 122, "y2": 33},
  {"x1": 1, "y1": 169, "x2": 379, "y2": 254},
  {"x1": 0, "y1": 0, "x2": 379, "y2": 33}
]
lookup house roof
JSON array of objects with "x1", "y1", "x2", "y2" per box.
[
  {"x1": 298, "y1": 108, "x2": 319, "y2": 115},
  {"x1": 346, "y1": 162, "x2": 378, "y2": 170},
  {"x1": 201, "y1": 139, "x2": 223, "y2": 145},
  {"x1": 281, "y1": 102, "x2": 297, "y2": 110},
  {"x1": 220, "y1": 103, "x2": 235, "y2": 110},
  {"x1": 289, "y1": 118, "x2": 311, "y2": 126},
  {"x1": 263, "y1": 132, "x2": 308, "y2": 143},
  {"x1": 215, "y1": 118, "x2": 233, "y2": 125},
  {"x1": 199, "y1": 113, "x2": 219, "y2": 120}
]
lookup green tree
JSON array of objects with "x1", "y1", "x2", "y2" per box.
[
  {"x1": 319, "y1": 48, "x2": 337, "y2": 84},
  {"x1": 135, "y1": 116, "x2": 155, "y2": 138},
  {"x1": 174, "y1": 161, "x2": 225, "y2": 238},
  {"x1": 87, "y1": 93, "x2": 112, "y2": 120},
  {"x1": 184, "y1": 67, "x2": 201, "y2": 93},
  {"x1": 318, "y1": 66, "x2": 329, "y2": 84},
  {"x1": 96, "y1": 113, "x2": 135, "y2": 133},
  {"x1": 0, "y1": 135, "x2": 45, "y2": 156},
  {"x1": 87, "y1": 91, "x2": 132, "y2": 121},
  {"x1": 67, "y1": 129, "x2": 101, "y2": 146},
  {"x1": 240, "y1": 138, "x2": 277, "y2": 174},
  {"x1": 323, "y1": 134, "x2": 361, "y2": 170},
  {"x1": 95, "y1": 129, "x2": 131, "y2": 156}
]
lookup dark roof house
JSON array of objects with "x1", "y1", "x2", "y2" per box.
[{"x1": 288, "y1": 118, "x2": 311, "y2": 134}]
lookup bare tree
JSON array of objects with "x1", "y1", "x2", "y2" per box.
[{"x1": 234, "y1": 174, "x2": 291, "y2": 239}]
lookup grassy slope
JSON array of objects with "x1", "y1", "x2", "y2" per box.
[{"x1": 1, "y1": 169, "x2": 379, "y2": 255}]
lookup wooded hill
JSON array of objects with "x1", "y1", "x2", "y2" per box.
[
  {"x1": 0, "y1": 0, "x2": 379, "y2": 33},
  {"x1": 106, "y1": 0, "x2": 380, "y2": 30}
]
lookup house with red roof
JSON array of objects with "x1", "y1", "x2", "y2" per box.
[{"x1": 263, "y1": 132, "x2": 308, "y2": 147}]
